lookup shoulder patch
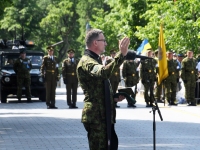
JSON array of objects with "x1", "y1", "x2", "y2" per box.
[{"x1": 91, "y1": 65, "x2": 99, "y2": 74}]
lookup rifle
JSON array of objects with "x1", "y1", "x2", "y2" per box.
[{"x1": 47, "y1": 41, "x2": 63, "y2": 48}]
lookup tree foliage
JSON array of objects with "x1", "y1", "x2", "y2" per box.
[
  {"x1": 136, "y1": 0, "x2": 200, "y2": 54},
  {"x1": 0, "y1": 0, "x2": 200, "y2": 63}
]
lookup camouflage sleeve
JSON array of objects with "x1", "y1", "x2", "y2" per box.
[
  {"x1": 13, "y1": 59, "x2": 19, "y2": 74},
  {"x1": 194, "y1": 59, "x2": 198, "y2": 80},
  {"x1": 181, "y1": 59, "x2": 186, "y2": 80}
]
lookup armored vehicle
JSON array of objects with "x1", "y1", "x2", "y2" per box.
[{"x1": 0, "y1": 39, "x2": 46, "y2": 103}]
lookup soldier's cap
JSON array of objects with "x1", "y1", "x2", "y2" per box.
[
  {"x1": 177, "y1": 53, "x2": 184, "y2": 57},
  {"x1": 47, "y1": 46, "x2": 54, "y2": 51},
  {"x1": 67, "y1": 49, "x2": 75, "y2": 53},
  {"x1": 110, "y1": 49, "x2": 116, "y2": 54},
  {"x1": 173, "y1": 53, "x2": 177, "y2": 56},
  {"x1": 19, "y1": 48, "x2": 26, "y2": 54}
]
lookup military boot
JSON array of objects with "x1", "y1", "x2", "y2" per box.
[
  {"x1": 27, "y1": 98, "x2": 32, "y2": 103},
  {"x1": 18, "y1": 98, "x2": 21, "y2": 103}
]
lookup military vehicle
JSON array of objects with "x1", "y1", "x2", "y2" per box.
[{"x1": 0, "y1": 39, "x2": 46, "y2": 103}]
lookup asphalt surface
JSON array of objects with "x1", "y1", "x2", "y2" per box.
[{"x1": 0, "y1": 87, "x2": 200, "y2": 150}]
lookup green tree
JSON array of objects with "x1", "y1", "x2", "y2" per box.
[
  {"x1": 136, "y1": 0, "x2": 200, "y2": 54},
  {"x1": 85, "y1": 0, "x2": 147, "y2": 54},
  {"x1": 39, "y1": 0, "x2": 81, "y2": 61},
  {"x1": 0, "y1": 0, "x2": 42, "y2": 40}
]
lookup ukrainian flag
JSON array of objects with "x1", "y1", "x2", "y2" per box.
[
  {"x1": 136, "y1": 39, "x2": 152, "y2": 55},
  {"x1": 158, "y1": 24, "x2": 168, "y2": 85}
]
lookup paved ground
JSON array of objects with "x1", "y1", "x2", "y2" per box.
[{"x1": 0, "y1": 87, "x2": 200, "y2": 150}]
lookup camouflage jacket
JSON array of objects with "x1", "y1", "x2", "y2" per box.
[
  {"x1": 122, "y1": 60, "x2": 139, "y2": 84},
  {"x1": 181, "y1": 57, "x2": 198, "y2": 81},
  {"x1": 13, "y1": 57, "x2": 32, "y2": 78},
  {"x1": 166, "y1": 59, "x2": 179, "y2": 80},
  {"x1": 140, "y1": 58, "x2": 157, "y2": 82},
  {"x1": 76, "y1": 49, "x2": 125, "y2": 124}
]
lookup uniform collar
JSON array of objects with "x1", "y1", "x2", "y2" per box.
[{"x1": 84, "y1": 49, "x2": 101, "y2": 63}]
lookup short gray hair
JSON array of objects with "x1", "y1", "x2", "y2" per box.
[{"x1": 85, "y1": 29, "x2": 103, "y2": 47}]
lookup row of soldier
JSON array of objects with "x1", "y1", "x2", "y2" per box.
[
  {"x1": 101, "y1": 49, "x2": 200, "y2": 108},
  {"x1": 14, "y1": 46, "x2": 200, "y2": 109}
]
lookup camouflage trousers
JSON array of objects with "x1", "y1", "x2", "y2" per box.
[
  {"x1": 164, "y1": 79, "x2": 177, "y2": 103},
  {"x1": 184, "y1": 78, "x2": 196, "y2": 104},
  {"x1": 143, "y1": 82, "x2": 155, "y2": 103},
  {"x1": 83, "y1": 123, "x2": 118, "y2": 150},
  {"x1": 17, "y1": 77, "x2": 31, "y2": 100},
  {"x1": 83, "y1": 122, "x2": 107, "y2": 150}
]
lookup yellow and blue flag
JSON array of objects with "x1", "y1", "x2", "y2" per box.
[
  {"x1": 158, "y1": 24, "x2": 168, "y2": 85},
  {"x1": 136, "y1": 39, "x2": 152, "y2": 55}
]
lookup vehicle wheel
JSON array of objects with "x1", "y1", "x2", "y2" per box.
[
  {"x1": 1, "y1": 92, "x2": 7, "y2": 103},
  {"x1": 39, "y1": 90, "x2": 46, "y2": 102}
]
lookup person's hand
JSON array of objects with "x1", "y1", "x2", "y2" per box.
[
  {"x1": 119, "y1": 37, "x2": 130, "y2": 56},
  {"x1": 114, "y1": 95, "x2": 125, "y2": 102}
]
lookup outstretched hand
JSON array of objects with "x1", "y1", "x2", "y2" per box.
[{"x1": 119, "y1": 37, "x2": 130, "y2": 56}]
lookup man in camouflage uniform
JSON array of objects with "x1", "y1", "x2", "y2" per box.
[
  {"x1": 105, "y1": 49, "x2": 121, "y2": 108},
  {"x1": 13, "y1": 48, "x2": 32, "y2": 103},
  {"x1": 122, "y1": 59, "x2": 139, "y2": 107},
  {"x1": 41, "y1": 46, "x2": 60, "y2": 109},
  {"x1": 140, "y1": 49, "x2": 157, "y2": 107},
  {"x1": 76, "y1": 29, "x2": 129, "y2": 150},
  {"x1": 62, "y1": 49, "x2": 79, "y2": 109},
  {"x1": 181, "y1": 50, "x2": 198, "y2": 106},
  {"x1": 164, "y1": 51, "x2": 179, "y2": 106}
]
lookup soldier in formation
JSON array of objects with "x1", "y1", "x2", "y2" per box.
[
  {"x1": 122, "y1": 59, "x2": 139, "y2": 107},
  {"x1": 181, "y1": 50, "x2": 198, "y2": 106},
  {"x1": 164, "y1": 51, "x2": 179, "y2": 106},
  {"x1": 13, "y1": 48, "x2": 32, "y2": 103},
  {"x1": 140, "y1": 49, "x2": 157, "y2": 107},
  {"x1": 62, "y1": 49, "x2": 79, "y2": 109},
  {"x1": 41, "y1": 46, "x2": 60, "y2": 109}
]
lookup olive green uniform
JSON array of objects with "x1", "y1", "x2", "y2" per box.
[
  {"x1": 140, "y1": 59, "x2": 157, "y2": 105},
  {"x1": 122, "y1": 60, "x2": 139, "y2": 104},
  {"x1": 164, "y1": 59, "x2": 179, "y2": 104},
  {"x1": 13, "y1": 57, "x2": 32, "y2": 101},
  {"x1": 41, "y1": 55, "x2": 59, "y2": 107},
  {"x1": 181, "y1": 57, "x2": 198, "y2": 105},
  {"x1": 77, "y1": 49, "x2": 125, "y2": 150},
  {"x1": 62, "y1": 57, "x2": 79, "y2": 107}
]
